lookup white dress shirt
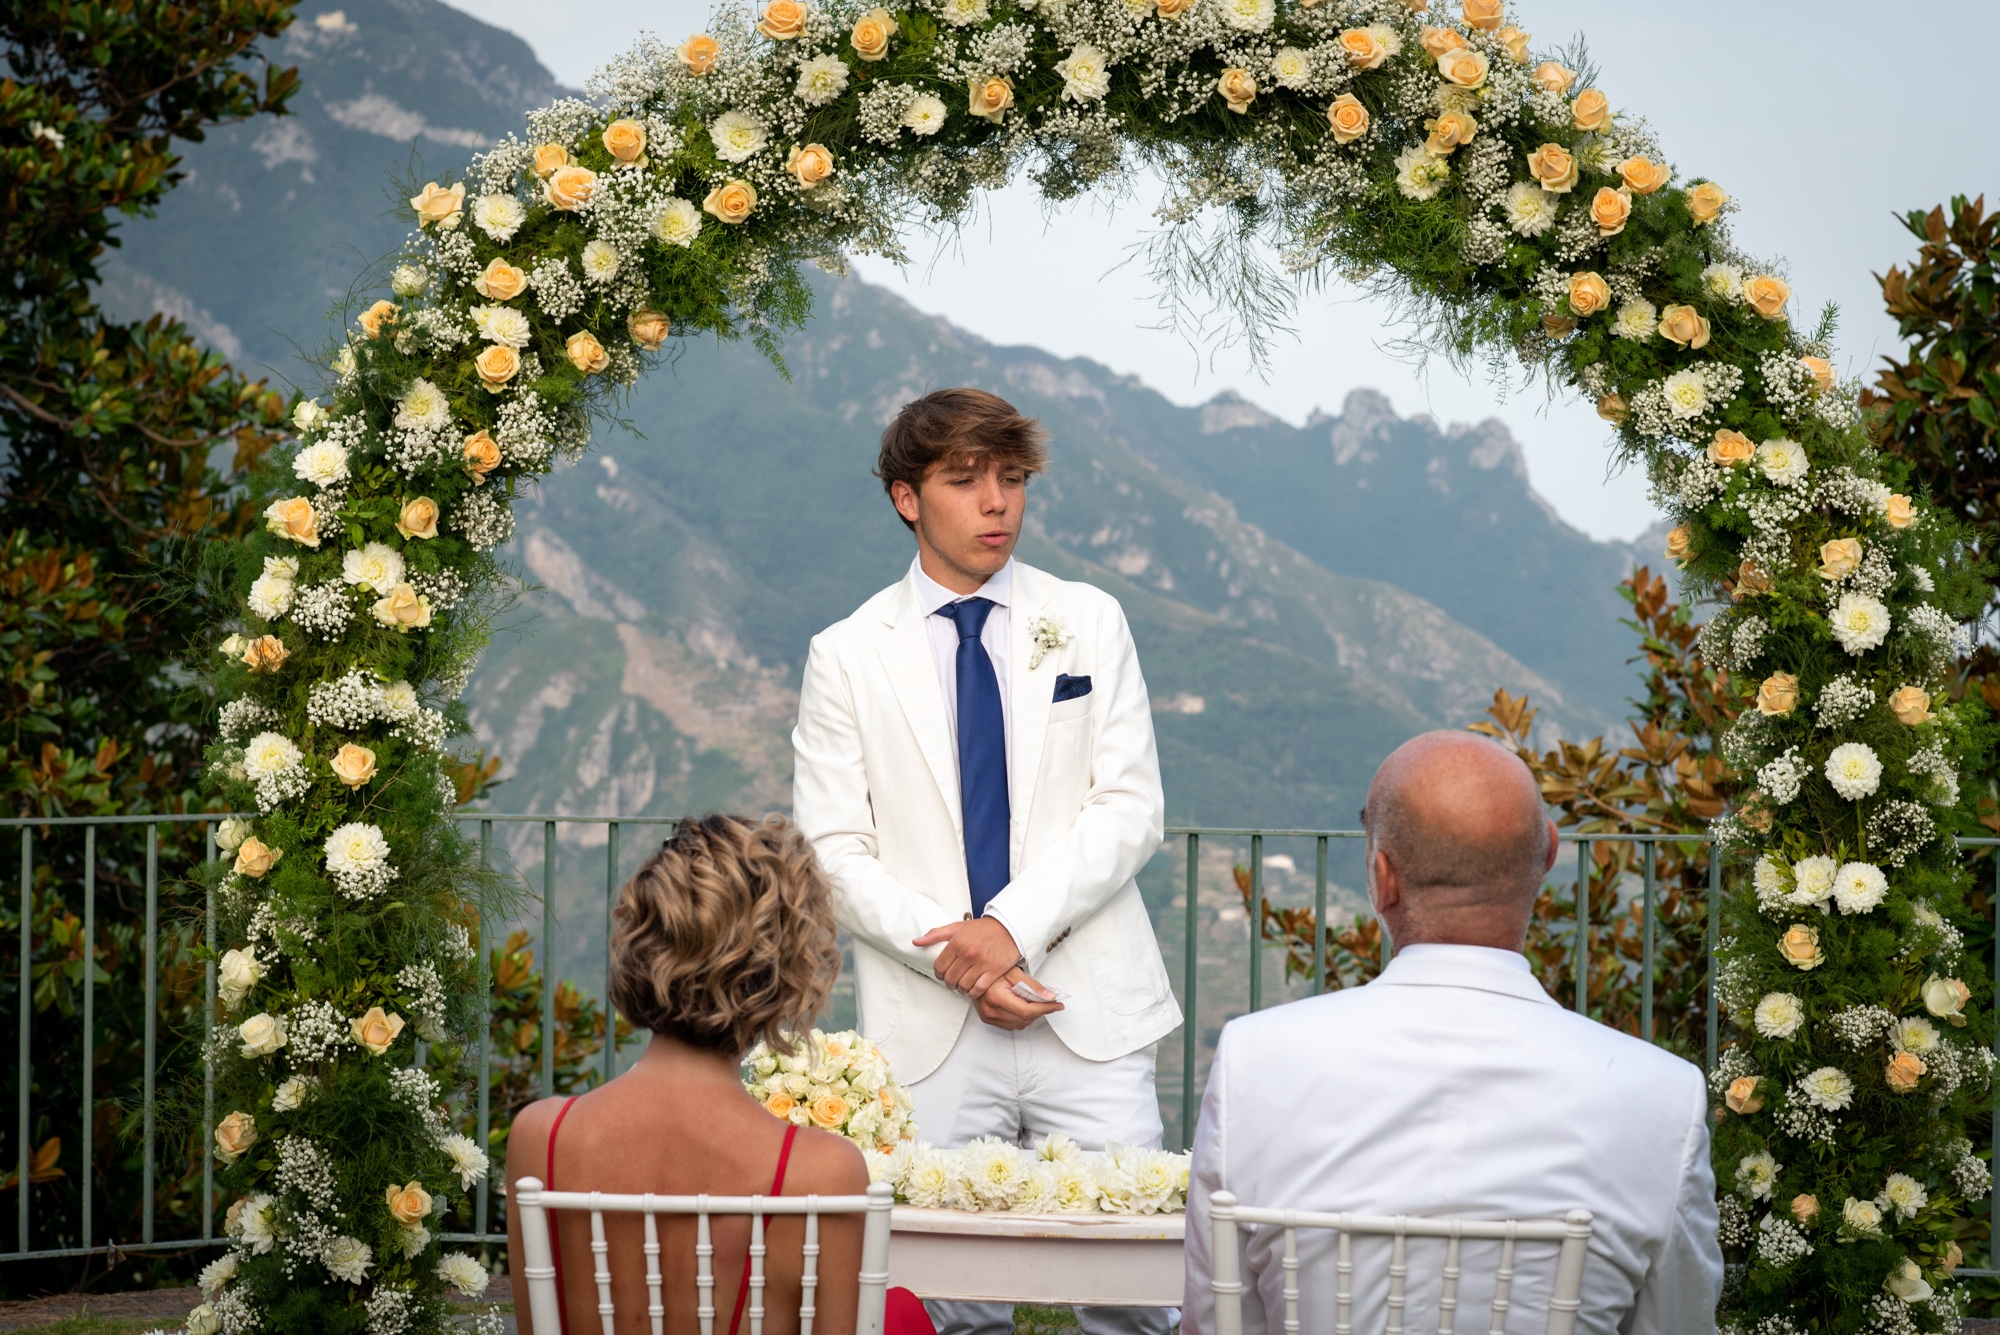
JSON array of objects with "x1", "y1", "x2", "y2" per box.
[{"x1": 912, "y1": 555, "x2": 1014, "y2": 772}]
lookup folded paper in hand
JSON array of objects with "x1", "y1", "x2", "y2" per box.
[{"x1": 1012, "y1": 979, "x2": 1071, "y2": 1003}]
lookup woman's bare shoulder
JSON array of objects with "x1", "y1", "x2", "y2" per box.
[
  {"x1": 504, "y1": 1096, "x2": 572, "y2": 1174},
  {"x1": 787, "y1": 1126, "x2": 871, "y2": 1195}
]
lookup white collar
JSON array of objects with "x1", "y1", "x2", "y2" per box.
[
  {"x1": 911, "y1": 554, "x2": 1014, "y2": 616},
  {"x1": 1372, "y1": 943, "x2": 1558, "y2": 1007}
]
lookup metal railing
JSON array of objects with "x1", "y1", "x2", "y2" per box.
[{"x1": 5, "y1": 814, "x2": 1997, "y2": 1274}]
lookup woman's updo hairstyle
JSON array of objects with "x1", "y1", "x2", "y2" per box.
[{"x1": 609, "y1": 814, "x2": 841, "y2": 1055}]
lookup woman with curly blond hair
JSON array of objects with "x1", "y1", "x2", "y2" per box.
[{"x1": 506, "y1": 814, "x2": 929, "y2": 1335}]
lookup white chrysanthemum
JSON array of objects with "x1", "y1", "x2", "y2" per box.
[
  {"x1": 938, "y1": 0, "x2": 989, "y2": 24},
  {"x1": 1035, "y1": 1133, "x2": 1085, "y2": 1166},
  {"x1": 247, "y1": 573, "x2": 295, "y2": 620},
  {"x1": 1755, "y1": 438, "x2": 1808, "y2": 487},
  {"x1": 472, "y1": 193, "x2": 526, "y2": 242},
  {"x1": 438, "y1": 1252, "x2": 490, "y2": 1297},
  {"x1": 580, "y1": 239, "x2": 621, "y2": 283},
  {"x1": 869, "y1": 1141, "x2": 916, "y2": 1190},
  {"x1": 1753, "y1": 855, "x2": 1788, "y2": 907},
  {"x1": 199, "y1": 1251, "x2": 238, "y2": 1296},
  {"x1": 1841, "y1": 1196, "x2": 1882, "y2": 1234},
  {"x1": 1056, "y1": 44, "x2": 1112, "y2": 102},
  {"x1": 958, "y1": 1137, "x2": 1030, "y2": 1209},
  {"x1": 1737, "y1": 1151, "x2": 1780, "y2": 1201},
  {"x1": 1269, "y1": 46, "x2": 1310, "y2": 90},
  {"x1": 709, "y1": 110, "x2": 770, "y2": 163},
  {"x1": 1890, "y1": 1016, "x2": 1939, "y2": 1055},
  {"x1": 1801, "y1": 1066, "x2": 1855, "y2": 1112},
  {"x1": 325, "y1": 822, "x2": 392, "y2": 878},
  {"x1": 1366, "y1": 23, "x2": 1402, "y2": 55},
  {"x1": 1612, "y1": 297, "x2": 1658, "y2": 341},
  {"x1": 390, "y1": 264, "x2": 430, "y2": 298},
  {"x1": 1831, "y1": 860, "x2": 1887, "y2": 914},
  {"x1": 380, "y1": 680, "x2": 420, "y2": 720},
  {"x1": 1830, "y1": 592, "x2": 1891, "y2": 654},
  {"x1": 1218, "y1": 0, "x2": 1274, "y2": 29},
  {"x1": 1791, "y1": 855, "x2": 1838, "y2": 907},
  {"x1": 1881, "y1": 1173, "x2": 1928, "y2": 1220},
  {"x1": 262, "y1": 555, "x2": 299, "y2": 583},
  {"x1": 1052, "y1": 1164, "x2": 1101, "y2": 1212},
  {"x1": 233, "y1": 1192, "x2": 276, "y2": 1254},
  {"x1": 1825, "y1": 743, "x2": 1883, "y2": 800},
  {"x1": 795, "y1": 54, "x2": 851, "y2": 106},
  {"x1": 1754, "y1": 992, "x2": 1804, "y2": 1039},
  {"x1": 1014, "y1": 1161, "x2": 1062, "y2": 1213},
  {"x1": 903, "y1": 1146, "x2": 952, "y2": 1208},
  {"x1": 325, "y1": 1235, "x2": 373, "y2": 1284},
  {"x1": 1394, "y1": 146, "x2": 1450, "y2": 201},
  {"x1": 242, "y1": 731, "x2": 303, "y2": 781},
  {"x1": 1121, "y1": 1145, "x2": 1181, "y2": 1211},
  {"x1": 1661, "y1": 369, "x2": 1708, "y2": 419},
  {"x1": 273, "y1": 1076, "x2": 312, "y2": 1111},
  {"x1": 1501, "y1": 182, "x2": 1558, "y2": 237},
  {"x1": 341, "y1": 542, "x2": 406, "y2": 593},
  {"x1": 293, "y1": 440, "x2": 350, "y2": 487},
  {"x1": 1701, "y1": 263, "x2": 1744, "y2": 301},
  {"x1": 651, "y1": 197, "x2": 702, "y2": 247},
  {"x1": 471, "y1": 305, "x2": 533, "y2": 348},
  {"x1": 393, "y1": 377, "x2": 450, "y2": 432},
  {"x1": 401, "y1": 1224, "x2": 432, "y2": 1258},
  {"x1": 903, "y1": 94, "x2": 947, "y2": 136},
  {"x1": 1911, "y1": 565, "x2": 1935, "y2": 593}
]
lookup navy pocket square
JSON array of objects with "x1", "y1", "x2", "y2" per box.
[{"x1": 1052, "y1": 674, "x2": 1092, "y2": 704}]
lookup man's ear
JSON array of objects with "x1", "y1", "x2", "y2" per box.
[
  {"x1": 890, "y1": 478, "x2": 922, "y2": 527},
  {"x1": 1367, "y1": 848, "x2": 1401, "y2": 916},
  {"x1": 1542, "y1": 818, "x2": 1560, "y2": 875}
]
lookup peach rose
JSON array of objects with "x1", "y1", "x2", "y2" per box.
[
  {"x1": 1532, "y1": 61, "x2": 1574, "y2": 94},
  {"x1": 532, "y1": 143, "x2": 570, "y2": 177},
  {"x1": 396, "y1": 496, "x2": 439, "y2": 541},
  {"x1": 1567, "y1": 271, "x2": 1610, "y2": 317},
  {"x1": 1886, "y1": 1050, "x2": 1926, "y2": 1093},
  {"x1": 1777, "y1": 923, "x2": 1822, "y2": 971},
  {"x1": 1419, "y1": 27, "x2": 1466, "y2": 57},
  {"x1": 1157, "y1": 0, "x2": 1196, "y2": 15},
  {"x1": 1664, "y1": 525, "x2": 1692, "y2": 563},
  {"x1": 678, "y1": 35, "x2": 721, "y2": 74},
  {"x1": 351, "y1": 1005, "x2": 406, "y2": 1056},
  {"x1": 809, "y1": 1094, "x2": 850, "y2": 1129},
  {"x1": 1570, "y1": 88, "x2": 1610, "y2": 132},
  {"x1": 703, "y1": 179, "x2": 758, "y2": 224},
  {"x1": 1743, "y1": 274, "x2": 1790, "y2": 320},
  {"x1": 242, "y1": 635, "x2": 288, "y2": 674},
  {"x1": 1755, "y1": 673, "x2": 1798, "y2": 716},
  {"x1": 409, "y1": 181, "x2": 464, "y2": 230},
  {"x1": 565, "y1": 330, "x2": 610, "y2": 375},
  {"x1": 1216, "y1": 68, "x2": 1257, "y2": 113},
  {"x1": 1617, "y1": 156, "x2": 1669, "y2": 194},
  {"x1": 786, "y1": 142, "x2": 835, "y2": 188},
  {"x1": 1801, "y1": 356, "x2": 1835, "y2": 392},
  {"x1": 850, "y1": 9, "x2": 896, "y2": 59},
  {"x1": 1686, "y1": 180, "x2": 1726, "y2": 225},
  {"x1": 1884, "y1": 494, "x2": 1915, "y2": 528},
  {"x1": 1734, "y1": 559, "x2": 1771, "y2": 598},
  {"x1": 387, "y1": 1181, "x2": 432, "y2": 1229},
  {"x1": 757, "y1": 0, "x2": 807, "y2": 40},
  {"x1": 1437, "y1": 47, "x2": 1490, "y2": 88},
  {"x1": 234, "y1": 837, "x2": 282, "y2": 878},
  {"x1": 1525, "y1": 142, "x2": 1577, "y2": 193},
  {"x1": 474, "y1": 343, "x2": 522, "y2": 392},
  {"x1": 214, "y1": 1111, "x2": 257, "y2": 1165},
  {"x1": 1327, "y1": 93, "x2": 1370, "y2": 143},
  {"x1": 1339, "y1": 28, "x2": 1389, "y2": 69},
  {"x1": 372, "y1": 583, "x2": 433, "y2": 632},
  {"x1": 1596, "y1": 393, "x2": 1628, "y2": 423},
  {"x1": 358, "y1": 299, "x2": 398, "y2": 338},
  {"x1": 331, "y1": 743, "x2": 377, "y2": 789},
  {"x1": 628, "y1": 309, "x2": 671, "y2": 352},
  {"x1": 265, "y1": 497, "x2": 320, "y2": 547},
  {"x1": 1425, "y1": 110, "x2": 1477, "y2": 155},
  {"x1": 1818, "y1": 537, "x2": 1862, "y2": 581},
  {"x1": 1590, "y1": 185, "x2": 1633, "y2": 237},
  {"x1": 545, "y1": 164, "x2": 598, "y2": 211},
  {"x1": 1540, "y1": 312, "x2": 1576, "y2": 338},
  {"x1": 1888, "y1": 685, "x2": 1934, "y2": 726},
  {"x1": 1495, "y1": 25, "x2": 1529, "y2": 63},
  {"x1": 763, "y1": 1092, "x2": 798, "y2": 1119},
  {"x1": 1945, "y1": 1242, "x2": 1963, "y2": 1276},
  {"x1": 473, "y1": 258, "x2": 527, "y2": 302},
  {"x1": 1707, "y1": 429, "x2": 1754, "y2": 466},
  {"x1": 968, "y1": 75, "x2": 1015, "y2": 120},
  {"x1": 463, "y1": 430, "x2": 502, "y2": 478},
  {"x1": 1791, "y1": 1194, "x2": 1818, "y2": 1223},
  {"x1": 1724, "y1": 1076, "x2": 1763, "y2": 1115},
  {"x1": 603, "y1": 118, "x2": 646, "y2": 165},
  {"x1": 1657, "y1": 303, "x2": 1711, "y2": 349},
  {"x1": 1461, "y1": 0, "x2": 1503, "y2": 31}
]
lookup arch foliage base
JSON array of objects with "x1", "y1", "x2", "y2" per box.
[{"x1": 191, "y1": 0, "x2": 1990, "y2": 1330}]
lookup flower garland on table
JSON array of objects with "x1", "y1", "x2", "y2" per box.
[{"x1": 189, "y1": 0, "x2": 1987, "y2": 1328}]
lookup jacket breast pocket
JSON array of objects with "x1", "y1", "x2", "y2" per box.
[{"x1": 1047, "y1": 695, "x2": 1093, "y2": 725}]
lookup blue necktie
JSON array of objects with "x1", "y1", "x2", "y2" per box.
[{"x1": 942, "y1": 597, "x2": 1009, "y2": 916}]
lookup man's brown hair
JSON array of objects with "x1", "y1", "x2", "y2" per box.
[{"x1": 875, "y1": 388, "x2": 1049, "y2": 529}]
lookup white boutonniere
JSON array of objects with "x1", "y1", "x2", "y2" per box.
[{"x1": 1027, "y1": 615, "x2": 1071, "y2": 670}]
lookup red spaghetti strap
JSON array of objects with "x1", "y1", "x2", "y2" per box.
[
  {"x1": 545, "y1": 1096, "x2": 582, "y2": 1335},
  {"x1": 727, "y1": 1124, "x2": 801, "y2": 1335}
]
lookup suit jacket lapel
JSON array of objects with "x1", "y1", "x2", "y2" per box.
[
  {"x1": 877, "y1": 572, "x2": 961, "y2": 831},
  {"x1": 1009, "y1": 563, "x2": 1056, "y2": 828}
]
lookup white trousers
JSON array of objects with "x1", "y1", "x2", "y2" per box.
[{"x1": 912, "y1": 1015, "x2": 1172, "y2": 1335}]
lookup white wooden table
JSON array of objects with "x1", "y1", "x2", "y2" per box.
[{"x1": 888, "y1": 1208, "x2": 1186, "y2": 1307}]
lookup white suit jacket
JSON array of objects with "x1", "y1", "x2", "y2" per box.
[
  {"x1": 792, "y1": 559, "x2": 1181, "y2": 1084},
  {"x1": 1183, "y1": 945, "x2": 1720, "y2": 1335}
]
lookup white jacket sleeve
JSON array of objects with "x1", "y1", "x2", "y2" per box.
[
  {"x1": 982, "y1": 602, "x2": 1165, "y2": 971},
  {"x1": 1622, "y1": 1070, "x2": 1723, "y2": 1335},
  {"x1": 791, "y1": 634, "x2": 953, "y2": 973}
]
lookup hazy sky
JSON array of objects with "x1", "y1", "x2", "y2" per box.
[{"x1": 443, "y1": 0, "x2": 1999, "y2": 541}]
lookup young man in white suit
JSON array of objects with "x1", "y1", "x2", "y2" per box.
[
  {"x1": 793, "y1": 389, "x2": 1181, "y2": 1335},
  {"x1": 1183, "y1": 732, "x2": 1722, "y2": 1335}
]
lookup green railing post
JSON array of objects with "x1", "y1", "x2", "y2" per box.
[
  {"x1": 204, "y1": 822, "x2": 217, "y2": 1239},
  {"x1": 1313, "y1": 836, "x2": 1328, "y2": 996},
  {"x1": 1180, "y1": 832, "x2": 1198, "y2": 1152},
  {"x1": 603, "y1": 821, "x2": 620, "y2": 1088},
  {"x1": 1247, "y1": 833, "x2": 1263, "y2": 1014},
  {"x1": 541, "y1": 820, "x2": 557, "y2": 1100},
  {"x1": 476, "y1": 819, "x2": 493, "y2": 1237},
  {"x1": 1572, "y1": 838, "x2": 1589, "y2": 1017},
  {"x1": 143, "y1": 822, "x2": 157, "y2": 1244},
  {"x1": 1640, "y1": 841, "x2": 1657, "y2": 1043},
  {"x1": 80, "y1": 826, "x2": 94, "y2": 1253},
  {"x1": 1706, "y1": 843, "x2": 1722, "y2": 1075},
  {"x1": 17, "y1": 826, "x2": 29, "y2": 1255}
]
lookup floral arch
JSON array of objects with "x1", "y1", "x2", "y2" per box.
[{"x1": 195, "y1": 0, "x2": 1989, "y2": 1331}]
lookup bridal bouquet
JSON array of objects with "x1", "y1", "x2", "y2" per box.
[
  {"x1": 872, "y1": 1134, "x2": 1191, "y2": 1215},
  {"x1": 744, "y1": 1028, "x2": 918, "y2": 1152}
]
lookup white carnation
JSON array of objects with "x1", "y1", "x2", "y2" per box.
[
  {"x1": 1825, "y1": 743, "x2": 1883, "y2": 800},
  {"x1": 438, "y1": 1252, "x2": 491, "y2": 1297},
  {"x1": 796, "y1": 54, "x2": 851, "y2": 106},
  {"x1": 1801, "y1": 1066, "x2": 1855, "y2": 1112},
  {"x1": 1753, "y1": 992, "x2": 1804, "y2": 1039},
  {"x1": 580, "y1": 239, "x2": 621, "y2": 283},
  {"x1": 472, "y1": 193, "x2": 526, "y2": 242},
  {"x1": 393, "y1": 377, "x2": 450, "y2": 432},
  {"x1": 902, "y1": 94, "x2": 947, "y2": 136},
  {"x1": 1056, "y1": 44, "x2": 1112, "y2": 102},
  {"x1": 324, "y1": 1235, "x2": 373, "y2": 1284},
  {"x1": 1831, "y1": 861, "x2": 1887, "y2": 914},
  {"x1": 341, "y1": 541, "x2": 405, "y2": 593},
  {"x1": 651, "y1": 198, "x2": 703, "y2": 246},
  {"x1": 1830, "y1": 593, "x2": 1891, "y2": 654},
  {"x1": 709, "y1": 110, "x2": 770, "y2": 163},
  {"x1": 293, "y1": 441, "x2": 350, "y2": 487},
  {"x1": 471, "y1": 305, "x2": 533, "y2": 348}
]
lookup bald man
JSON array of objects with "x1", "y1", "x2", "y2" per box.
[{"x1": 1182, "y1": 732, "x2": 1721, "y2": 1335}]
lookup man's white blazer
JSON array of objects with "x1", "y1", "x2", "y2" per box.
[
  {"x1": 1183, "y1": 946, "x2": 1721, "y2": 1335},
  {"x1": 792, "y1": 559, "x2": 1181, "y2": 1084}
]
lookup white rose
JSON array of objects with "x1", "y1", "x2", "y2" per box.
[
  {"x1": 215, "y1": 819, "x2": 252, "y2": 853},
  {"x1": 1885, "y1": 1257, "x2": 1933, "y2": 1303},
  {"x1": 238, "y1": 1012, "x2": 287, "y2": 1058},
  {"x1": 188, "y1": 1303, "x2": 222, "y2": 1335},
  {"x1": 391, "y1": 263, "x2": 431, "y2": 297},
  {"x1": 1841, "y1": 1196, "x2": 1883, "y2": 1234},
  {"x1": 218, "y1": 947, "x2": 263, "y2": 1010},
  {"x1": 291, "y1": 399, "x2": 325, "y2": 432}
]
